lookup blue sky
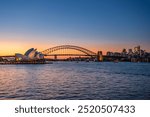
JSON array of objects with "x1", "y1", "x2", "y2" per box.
[{"x1": 0, "y1": 0, "x2": 150, "y2": 54}]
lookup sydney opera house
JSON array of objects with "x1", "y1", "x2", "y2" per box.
[{"x1": 15, "y1": 48, "x2": 44, "y2": 61}]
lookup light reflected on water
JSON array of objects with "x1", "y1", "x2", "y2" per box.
[{"x1": 0, "y1": 62, "x2": 150, "y2": 99}]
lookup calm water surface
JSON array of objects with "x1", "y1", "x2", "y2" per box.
[{"x1": 0, "y1": 62, "x2": 150, "y2": 100}]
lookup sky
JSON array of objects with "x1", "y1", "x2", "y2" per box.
[{"x1": 0, "y1": 0, "x2": 150, "y2": 55}]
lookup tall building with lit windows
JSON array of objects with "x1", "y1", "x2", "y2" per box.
[{"x1": 134, "y1": 45, "x2": 140, "y2": 55}]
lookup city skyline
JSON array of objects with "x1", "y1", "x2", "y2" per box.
[{"x1": 0, "y1": 0, "x2": 150, "y2": 55}]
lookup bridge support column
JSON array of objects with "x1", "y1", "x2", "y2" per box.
[
  {"x1": 54, "y1": 55, "x2": 57, "y2": 60},
  {"x1": 97, "y1": 51, "x2": 103, "y2": 62}
]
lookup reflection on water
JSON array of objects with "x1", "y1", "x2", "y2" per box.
[{"x1": 0, "y1": 62, "x2": 150, "y2": 100}]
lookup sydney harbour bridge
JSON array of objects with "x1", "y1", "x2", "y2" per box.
[
  {"x1": 41, "y1": 45, "x2": 102, "y2": 60},
  {"x1": 0, "y1": 45, "x2": 103, "y2": 61}
]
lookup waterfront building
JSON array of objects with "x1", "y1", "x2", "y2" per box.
[
  {"x1": 114, "y1": 52, "x2": 121, "y2": 57},
  {"x1": 15, "y1": 48, "x2": 44, "y2": 61},
  {"x1": 134, "y1": 45, "x2": 141, "y2": 55},
  {"x1": 106, "y1": 51, "x2": 114, "y2": 56},
  {"x1": 120, "y1": 48, "x2": 127, "y2": 57},
  {"x1": 128, "y1": 49, "x2": 133, "y2": 55},
  {"x1": 0, "y1": 57, "x2": 3, "y2": 62},
  {"x1": 122, "y1": 48, "x2": 127, "y2": 54}
]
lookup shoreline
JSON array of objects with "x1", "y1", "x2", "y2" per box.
[
  {"x1": 0, "y1": 61, "x2": 46, "y2": 65},
  {"x1": 0, "y1": 61, "x2": 149, "y2": 65}
]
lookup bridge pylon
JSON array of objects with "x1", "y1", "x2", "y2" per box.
[
  {"x1": 54, "y1": 55, "x2": 57, "y2": 60},
  {"x1": 97, "y1": 51, "x2": 103, "y2": 62}
]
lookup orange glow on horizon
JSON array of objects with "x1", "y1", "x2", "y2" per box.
[
  {"x1": 1, "y1": 42, "x2": 150, "y2": 56},
  {"x1": 0, "y1": 34, "x2": 150, "y2": 56}
]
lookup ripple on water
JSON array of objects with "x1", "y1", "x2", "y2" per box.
[{"x1": 0, "y1": 62, "x2": 150, "y2": 99}]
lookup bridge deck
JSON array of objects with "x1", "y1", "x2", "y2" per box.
[{"x1": 45, "y1": 54, "x2": 96, "y2": 56}]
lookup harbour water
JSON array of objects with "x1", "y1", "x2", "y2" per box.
[{"x1": 0, "y1": 62, "x2": 150, "y2": 100}]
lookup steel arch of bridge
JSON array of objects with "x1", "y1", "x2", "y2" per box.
[{"x1": 41, "y1": 45, "x2": 96, "y2": 56}]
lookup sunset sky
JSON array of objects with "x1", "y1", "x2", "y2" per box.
[{"x1": 0, "y1": 0, "x2": 150, "y2": 55}]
